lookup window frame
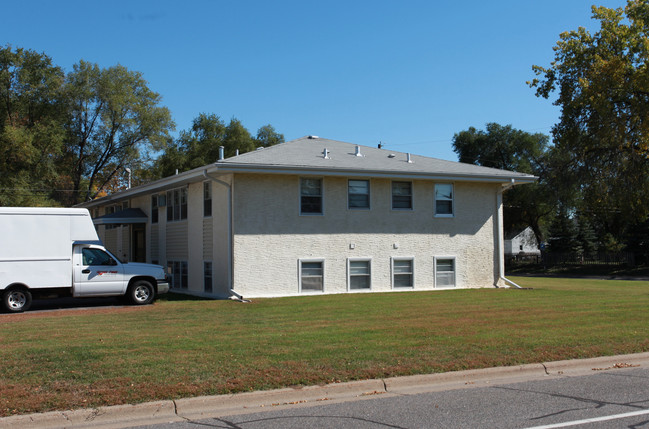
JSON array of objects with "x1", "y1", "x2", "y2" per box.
[
  {"x1": 204, "y1": 260, "x2": 213, "y2": 293},
  {"x1": 391, "y1": 257, "x2": 414, "y2": 289},
  {"x1": 299, "y1": 177, "x2": 324, "y2": 216},
  {"x1": 151, "y1": 195, "x2": 159, "y2": 224},
  {"x1": 203, "y1": 182, "x2": 212, "y2": 218},
  {"x1": 167, "y1": 260, "x2": 189, "y2": 290},
  {"x1": 348, "y1": 179, "x2": 370, "y2": 210},
  {"x1": 299, "y1": 258, "x2": 325, "y2": 293},
  {"x1": 347, "y1": 258, "x2": 372, "y2": 291},
  {"x1": 391, "y1": 181, "x2": 413, "y2": 210},
  {"x1": 166, "y1": 187, "x2": 188, "y2": 222},
  {"x1": 434, "y1": 256, "x2": 456, "y2": 288},
  {"x1": 434, "y1": 183, "x2": 454, "y2": 217}
]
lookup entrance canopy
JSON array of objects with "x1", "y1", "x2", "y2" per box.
[{"x1": 92, "y1": 208, "x2": 148, "y2": 225}]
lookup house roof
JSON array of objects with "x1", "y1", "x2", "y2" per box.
[
  {"x1": 79, "y1": 136, "x2": 536, "y2": 208},
  {"x1": 92, "y1": 208, "x2": 148, "y2": 225},
  {"x1": 216, "y1": 136, "x2": 537, "y2": 183}
]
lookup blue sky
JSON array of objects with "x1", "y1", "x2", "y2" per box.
[{"x1": 2, "y1": 0, "x2": 627, "y2": 161}]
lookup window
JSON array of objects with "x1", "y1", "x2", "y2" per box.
[
  {"x1": 300, "y1": 260, "x2": 324, "y2": 292},
  {"x1": 166, "y1": 187, "x2": 188, "y2": 222},
  {"x1": 300, "y1": 178, "x2": 323, "y2": 215},
  {"x1": 348, "y1": 179, "x2": 370, "y2": 209},
  {"x1": 348, "y1": 259, "x2": 371, "y2": 290},
  {"x1": 151, "y1": 195, "x2": 159, "y2": 224},
  {"x1": 435, "y1": 184, "x2": 454, "y2": 216},
  {"x1": 82, "y1": 248, "x2": 115, "y2": 266},
  {"x1": 203, "y1": 182, "x2": 212, "y2": 217},
  {"x1": 435, "y1": 257, "x2": 456, "y2": 288},
  {"x1": 204, "y1": 261, "x2": 213, "y2": 293},
  {"x1": 392, "y1": 181, "x2": 412, "y2": 210},
  {"x1": 167, "y1": 260, "x2": 188, "y2": 289},
  {"x1": 392, "y1": 258, "x2": 414, "y2": 288}
]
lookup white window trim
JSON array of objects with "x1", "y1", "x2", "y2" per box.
[
  {"x1": 299, "y1": 177, "x2": 325, "y2": 216},
  {"x1": 347, "y1": 257, "x2": 372, "y2": 292},
  {"x1": 391, "y1": 181, "x2": 414, "y2": 211},
  {"x1": 434, "y1": 256, "x2": 457, "y2": 289},
  {"x1": 348, "y1": 178, "x2": 371, "y2": 210},
  {"x1": 391, "y1": 257, "x2": 415, "y2": 289},
  {"x1": 434, "y1": 183, "x2": 455, "y2": 218},
  {"x1": 298, "y1": 258, "x2": 325, "y2": 293}
]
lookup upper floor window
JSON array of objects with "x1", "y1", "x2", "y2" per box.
[
  {"x1": 203, "y1": 182, "x2": 212, "y2": 217},
  {"x1": 166, "y1": 187, "x2": 188, "y2": 222},
  {"x1": 435, "y1": 184, "x2": 454, "y2": 217},
  {"x1": 392, "y1": 181, "x2": 412, "y2": 210},
  {"x1": 300, "y1": 178, "x2": 323, "y2": 215},
  {"x1": 151, "y1": 195, "x2": 159, "y2": 224},
  {"x1": 348, "y1": 179, "x2": 370, "y2": 209}
]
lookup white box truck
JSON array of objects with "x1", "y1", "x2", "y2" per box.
[{"x1": 0, "y1": 207, "x2": 170, "y2": 313}]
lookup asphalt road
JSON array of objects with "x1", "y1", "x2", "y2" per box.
[{"x1": 135, "y1": 367, "x2": 649, "y2": 429}]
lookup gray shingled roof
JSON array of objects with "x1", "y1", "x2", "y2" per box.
[{"x1": 216, "y1": 136, "x2": 536, "y2": 183}]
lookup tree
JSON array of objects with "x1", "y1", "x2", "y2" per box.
[
  {"x1": 452, "y1": 123, "x2": 555, "y2": 246},
  {"x1": 0, "y1": 45, "x2": 66, "y2": 206},
  {"x1": 62, "y1": 61, "x2": 174, "y2": 204},
  {"x1": 529, "y1": 0, "x2": 649, "y2": 247},
  {"x1": 153, "y1": 114, "x2": 283, "y2": 178},
  {"x1": 255, "y1": 124, "x2": 284, "y2": 148}
]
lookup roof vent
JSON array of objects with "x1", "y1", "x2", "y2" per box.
[
  {"x1": 407, "y1": 153, "x2": 413, "y2": 163},
  {"x1": 355, "y1": 145, "x2": 363, "y2": 157},
  {"x1": 308, "y1": 135, "x2": 319, "y2": 139},
  {"x1": 323, "y1": 148, "x2": 330, "y2": 159},
  {"x1": 388, "y1": 153, "x2": 396, "y2": 158},
  {"x1": 219, "y1": 146, "x2": 225, "y2": 161}
]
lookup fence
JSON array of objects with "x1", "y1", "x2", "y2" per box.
[{"x1": 506, "y1": 252, "x2": 636, "y2": 267}]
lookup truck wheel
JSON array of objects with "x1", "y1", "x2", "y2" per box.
[
  {"x1": 2, "y1": 289, "x2": 32, "y2": 313},
  {"x1": 128, "y1": 280, "x2": 155, "y2": 305}
]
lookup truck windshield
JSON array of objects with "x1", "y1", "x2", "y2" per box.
[{"x1": 82, "y1": 248, "x2": 115, "y2": 266}]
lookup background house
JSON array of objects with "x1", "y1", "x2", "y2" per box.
[
  {"x1": 504, "y1": 226, "x2": 541, "y2": 256},
  {"x1": 81, "y1": 136, "x2": 536, "y2": 298}
]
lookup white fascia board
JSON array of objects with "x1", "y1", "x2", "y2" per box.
[{"x1": 214, "y1": 164, "x2": 538, "y2": 184}]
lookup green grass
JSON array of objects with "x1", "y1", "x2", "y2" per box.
[{"x1": 2, "y1": 276, "x2": 649, "y2": 416}]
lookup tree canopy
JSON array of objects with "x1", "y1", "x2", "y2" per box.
[
  {"x1": 453, "y1": 123, "x2": 554, "y2": 247},
  {"x1": 0, "y1": 45, "x2": 284, "y2": 206},
  {"x1": 529, "y1": 0, "x2": 649, "y2": 247},
  {"x1": 153, "y1": 114, "x2": 284, "y2": 178}
]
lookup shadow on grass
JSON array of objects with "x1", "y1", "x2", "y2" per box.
[{"x1": 507, "y1": 263, "x2": 649, "y2": 280}]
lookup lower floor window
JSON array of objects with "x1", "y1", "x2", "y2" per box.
[
  {"x1": 300, "y1": 260, "x2": 324, "y2": 292},
  {"x1": 435, "y1": 258, "x2": 455, "y2": 288},
  {"x1": 204, "y1": 261, "x2": 213, "y2": 293},
  {"x1": 168, "y1": 260, "x2": 188, "y2": 290},
  {"x1": 392, "y1": 258, "x2": 414, "y2": 288},
  {"x1": 349, "y1": 259, "x2": 371, "y2": 290}
]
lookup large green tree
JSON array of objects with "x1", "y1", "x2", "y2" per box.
[
  {"x1": 62, "y1": 61, "x2": 174, "y2": 204},
  {"x1": 452, "y1": 123, "x2": 555, "y2": 247},
  {"x1": 154, "y1": 114, "x2": 284, "y2": 178},
  {"x1": 0, "y1": 45, "x2": 66, "y2": 206},
  {"x1": 529, "y1": 0, "x2": 649, "y2": 246}
]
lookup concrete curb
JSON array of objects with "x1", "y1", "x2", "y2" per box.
[{"x1": 4, "y1": 352, "x2": 649, "y2": 429}]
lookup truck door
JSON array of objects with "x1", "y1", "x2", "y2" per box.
[{"x1": 73, "y1": 246, "x2": 126, "y2": 296}]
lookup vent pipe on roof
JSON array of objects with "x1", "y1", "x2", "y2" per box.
[
  {"x1": 323, "y1": 148, "x2": 330, "y2": 159},
  {"x1": 219, "y1": 146, "x2": 225, "y2": 161},
  {"x1": 355, "y1": 145, "x2": 363, "y2": 157},
  {"x1": 236, "y1": 149, "x2": 239, "y2": 156},
  {"x1": 308, "y1": 135, "x2": 319, "y2": 139},
  {"x1": 407, "y1": 153, "x2": 413, "y2": 163}
]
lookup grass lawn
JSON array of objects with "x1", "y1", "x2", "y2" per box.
[{"x1": 1, "y1": 276, "x2": 649, "y2": 416}]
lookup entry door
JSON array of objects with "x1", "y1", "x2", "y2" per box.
[
  {"x1": 73, "y1": 247, "x2": 126, "y2": 296},
  {"x1": 132, "y1": 224, "x2": 146, "y2": 263}
]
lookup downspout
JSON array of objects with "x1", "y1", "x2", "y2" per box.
[
  {"x1": 497, "y1": 178, "x2": 522, "y2": 289},
  {"x1": 203, "y1": 169, "x2": 248, "y2": 301}
]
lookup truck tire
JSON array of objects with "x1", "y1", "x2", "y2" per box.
[
  {"x1": 2, "y1": 288, "x2": 32, "y2": 313},
  {"x1": 128, "y1": 280, "x2": 155, "y2": 305}
]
